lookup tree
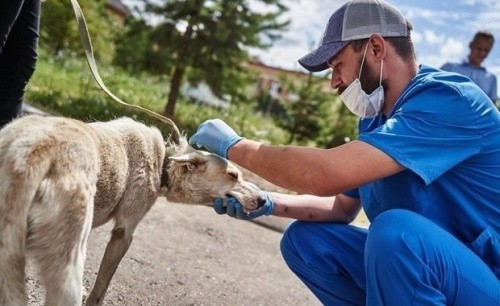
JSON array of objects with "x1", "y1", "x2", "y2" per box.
[
  {"x1": 140, "y1": 0, "x2": 290, "y2": 117},
  {"x1": 113, "y1": 19, "x2": 174, "y2": 74},
  {"x1": 40, "y1": 0, "x2": 116, "y2": 63},
  {"x1": 276, "y1": 75, "x2": 330, "y2": 144},
  {"x1": 317, "y1": 101, "x2": 359, "y2": 148},
  {"x1": 277, "y1": 74, "x2": 358, "y2": 147}
]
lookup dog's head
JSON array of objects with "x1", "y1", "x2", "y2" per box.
[{"x1": 165, "y1": 149, "x2": 265, "y2": 212}]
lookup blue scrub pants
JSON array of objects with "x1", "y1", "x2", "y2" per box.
[{"x1": 280, "y1": 209, "x2": 499, "y2": 305}]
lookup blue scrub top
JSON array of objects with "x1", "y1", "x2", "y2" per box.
[{"x1": 346, "y1": 65, "x2": 500, "y2": 277}]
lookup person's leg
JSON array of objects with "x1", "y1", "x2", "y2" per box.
[
  {"x1": 0, "y1": 0, "x2": 40, "y2": 127},
  {"x1": 365, "y1": 209, "x2": 499, "y2": 306},
  {"x1": 280, "y1": 220, "x2": 368, "y2": 306},
  {"x1": 0, "y1": 1, "x2": 25, "y2": 50}
]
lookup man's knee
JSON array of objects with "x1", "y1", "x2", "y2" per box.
[
  {"x1": 366, "y1": 209, "x2": 431, "y2": 259},
  {"x1": 280, "y1": 220, "x2": 306, "y2": 261},
  {"x1": 281, "y1": 220, "x2": 367, "y2": 264}
]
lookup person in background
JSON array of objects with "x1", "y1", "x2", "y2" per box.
[
  {"x1": 0, "y1": 0, "x2": 41, "y2": 128},
  {"x1": 441, "y1": 31, "x2": 497, "y2": 103},
  {"x1": 189, "y1": 0, "x2": 500, "y2": 305}
]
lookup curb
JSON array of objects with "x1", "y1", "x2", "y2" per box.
[{"x1": 21, "y1": 102, "x2": 50, "y2": 116}]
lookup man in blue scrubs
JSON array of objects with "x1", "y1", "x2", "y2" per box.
[
  {"x1": 189, "y1": 0, "x2": 500, "y2": 304},
  {"x1": 441, "y1": 31, "x2": 497, "y2": 103}
]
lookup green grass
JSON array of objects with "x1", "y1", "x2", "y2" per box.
[{"x1": 25, "y1": 50, "x2": 290, "y2": 143}]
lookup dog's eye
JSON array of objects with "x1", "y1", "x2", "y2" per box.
[{"x1": 227, "y1": 171, "x2": 239, "y2": 181}]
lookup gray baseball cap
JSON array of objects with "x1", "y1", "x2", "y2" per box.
[{"x1": 298, "y1": 0, "x2": 410, "y2": 72}]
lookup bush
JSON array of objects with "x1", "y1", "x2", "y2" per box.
[{"x1": 40, "y1": 0, "x2": 116, "y2": 63}]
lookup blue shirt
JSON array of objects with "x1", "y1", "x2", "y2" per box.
[
  {"x1": 346, "y1": 65, "x2": 500, "y2": 277},
  {"x1": 441, "y1": 60, "x2": 498, "y2": 102}
]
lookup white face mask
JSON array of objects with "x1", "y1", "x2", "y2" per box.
[{"x1": 340, "y1": 44, "x2": 384, "y2": 118}]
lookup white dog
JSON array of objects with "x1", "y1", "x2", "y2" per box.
[{"x1": 0, "y1": 115, "x2": 263, "y2": 306}]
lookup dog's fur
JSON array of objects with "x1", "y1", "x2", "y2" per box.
[{"x1": 0, "y1": 115, "x2": 263, "y2": 306}]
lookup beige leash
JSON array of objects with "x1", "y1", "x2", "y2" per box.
[{"x1": 69, "y1": 0, "x2": 181, "y2": 142}]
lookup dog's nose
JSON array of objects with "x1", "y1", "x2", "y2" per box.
[{"x1": 257, "y1": 196, "x2": 266, "y2": 208}]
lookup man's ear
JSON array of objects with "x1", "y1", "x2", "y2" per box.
[{"x1": 369, "y1": 34, "x2": 386, "y2": 61}]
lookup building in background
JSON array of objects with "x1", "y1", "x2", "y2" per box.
[
  {"x1": 106, "y1": 0, "x2": 131, "y2": 26},
  {"x1": 243, "y1": 60, "x2": 331, "y2": 116}
]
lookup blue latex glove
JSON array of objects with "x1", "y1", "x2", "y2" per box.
[
  {"x1": 213, "y1": 184, "x2": 275, "y2": 220},
  {"x1": 189, "y1": 119, "x2": 243, "y2": 158}
]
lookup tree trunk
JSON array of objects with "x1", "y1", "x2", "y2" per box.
[
  {"x1": 163, "y1": 19, "x2": 195, "y2": 117},
  {"x1": 164, "y1": 66, "x2": 185, "y2": 116}
]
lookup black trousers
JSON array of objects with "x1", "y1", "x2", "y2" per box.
[{"x1": 0, "y1": 0, "x2": 40, "y2": 127}]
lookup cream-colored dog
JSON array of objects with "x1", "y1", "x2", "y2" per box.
[{"x1": 0, "y1": 115, "x2": 263, "y2": 306}]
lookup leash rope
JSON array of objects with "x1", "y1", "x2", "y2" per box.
[{"x1": 69, "y1": 0, "x2": 181, "y2": 142}]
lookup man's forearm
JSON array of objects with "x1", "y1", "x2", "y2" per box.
[
  {"x1": 270, "y1": 193, "x2": 359, "y2": 223},
  {"x1": 228, "y1": 138, "x2": 404, "y2": 197},
  {"x1": 228, "y1": 139, "x2": 340, "y2": 195}
]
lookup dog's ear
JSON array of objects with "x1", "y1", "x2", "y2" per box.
[{"x1": 169, "y1": 153, "x2": 207, "y2": 174}]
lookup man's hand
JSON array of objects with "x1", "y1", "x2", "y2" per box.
[
  {"x1": 189, "y1": 119, "x2": 243, "y2": 158},
  {"x1": 213, "y1": 185, "x2": 275, "y2": 220}
]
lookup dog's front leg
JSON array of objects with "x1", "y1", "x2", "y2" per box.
[{"x1": 85, "y1": 225, "x2": 134, "y2": 306}]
